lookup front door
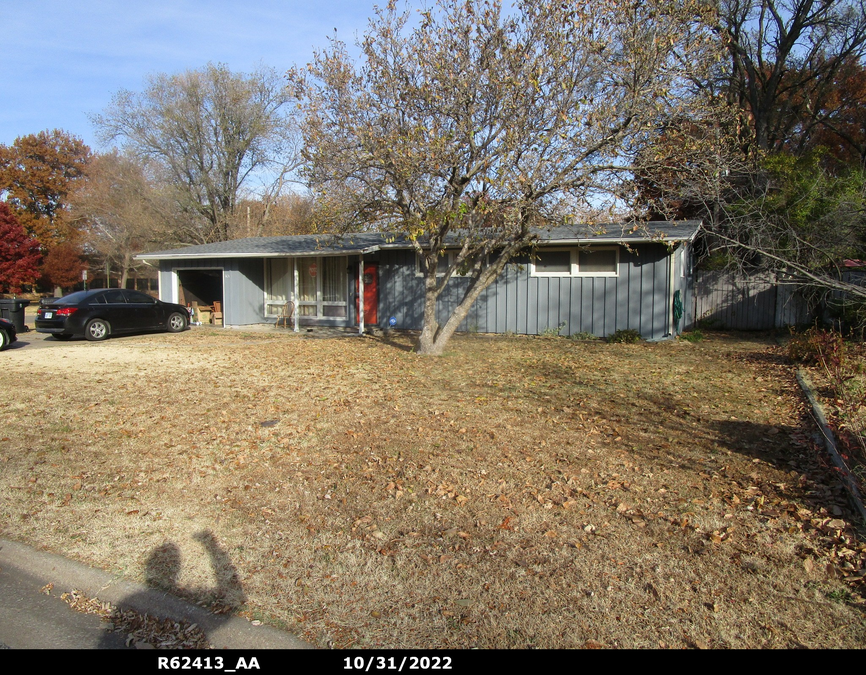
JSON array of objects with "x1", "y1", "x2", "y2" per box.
[{"x1": 355, "y1": 263, "x2": 378, "y2": 325}]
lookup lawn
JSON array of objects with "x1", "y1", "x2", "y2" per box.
[{"x1": 2, "y1": 328, "x2": 865, "y2": 649}]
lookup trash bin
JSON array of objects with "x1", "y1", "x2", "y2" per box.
[{"x1": 0, "y1": 299, "x2": 30, "y2": 333}]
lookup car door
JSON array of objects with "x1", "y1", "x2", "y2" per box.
[
  {"x1": 123, "y1": 290, "x2": 160, "y2": 330},
  {"x1": 99, "y1": 289, "x2": 136, "y2": 332}
]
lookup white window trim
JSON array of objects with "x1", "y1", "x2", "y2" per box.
[{"x1": 530, "y1": 246, "x2": 619, "y2": 278}]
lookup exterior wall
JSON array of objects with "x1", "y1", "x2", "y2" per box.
[
  {"x1": 159, "y1": 258, "x2": 264, "y2": 326},
  {"x1": 158, "y1": 244, "x2": 684, "y2": 339},
  {"x1": 378, "y1": 243, "x2": 678, "y2": 341}
]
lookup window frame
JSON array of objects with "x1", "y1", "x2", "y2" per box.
[
  {"x1": 264, "y1": 258, "x2": 292, "y2": 318},
  {"x1": 529, "y1": 246, "x2": 619, "y2": 278},
  {"x1": 415, "y1": 251, "x2": 488, "y2": 278},
  {"x1": 265, "y1": 256, "x2": 349, "y2": 320}
]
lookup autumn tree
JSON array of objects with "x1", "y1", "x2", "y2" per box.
[
  {"x1": 720, "y1": 0, "x2": 866, "y2": 155},
  {"x1": 0, "y1": 129, "x2": 91, "y2": 248},
  {"x1": 0, "y1": 202, "x2": 41, "y2": 294},
  {"x1": 298, "y1": 0, "x2": 720, "y2": 354},
  {"x1": 633, "y1": 0, "x2": 866, "y2": 299},
  {"x1": 40, "y1": 241, "x2": 86, "y2": 292},
  {"x1": 798, "y1": 58, "x2": 866, "y2": 169},
  {"x1": 70, "y1": 151, "x2": 181, "y2": 289},
  {"x1": 230, "y1": 193, "x2": 320, "y2": 238},
  {"x1": 93, "y1": 63, "x2": 300, "y2": 244}
]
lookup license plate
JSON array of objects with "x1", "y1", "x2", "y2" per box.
[{"x1": 44, "y1": 312, "x2": 53, "y2": 319}]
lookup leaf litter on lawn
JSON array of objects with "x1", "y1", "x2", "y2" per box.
[{"x1": 0, "y1": 329, "x2": 865, "y2": 648}]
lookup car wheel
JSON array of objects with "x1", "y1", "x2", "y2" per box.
[
  {"x1": 85, "y1": 319, "x2": 110, "y2": 341},
  {"x1": 54, "y1": 334, "x2": 73, "y2": 341},
  {"x1": 0, "y1": 329, "x2": 8, "y2": 351},
  {"x1": 167, "y1": 312, "x2": 187, "y2": 333}
]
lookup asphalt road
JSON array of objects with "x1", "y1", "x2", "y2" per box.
[
  {"x1": 0, "y1": 538, "x2": 312, "y2": 650},
  {"x1": 0, "y1": 561, "x2": 129, "y2": 649}
]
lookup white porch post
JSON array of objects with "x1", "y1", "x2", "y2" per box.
[
  {"x1": 293, "y1": 259, "x2": 299, "y2": 333},
  {"x1": 358, "y1": 254, "x2": 365, "y2": 335}
]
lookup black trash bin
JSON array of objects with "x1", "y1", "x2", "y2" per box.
[{"x1": 0, "y1": 298, "x2": 30, "y2": 333}]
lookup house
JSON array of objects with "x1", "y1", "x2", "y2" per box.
[{"x1": 137, "y1": 220, "x2": 700, "y2": 341}]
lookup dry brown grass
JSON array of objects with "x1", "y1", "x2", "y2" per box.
[{"x1": 2, "y1": 328, "x2": 866, "y2": 649}]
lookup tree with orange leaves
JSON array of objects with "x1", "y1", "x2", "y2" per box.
[
  {"x1": 40, "y1": 241, "x2": 86, "y2": 293},
  {"x1": 0, "y1": 129, "x2": 91, "y2": 249}
]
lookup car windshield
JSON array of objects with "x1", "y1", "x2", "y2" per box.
[{"x1": 53, "y1": 291, "x2": 92, "y2": 305}]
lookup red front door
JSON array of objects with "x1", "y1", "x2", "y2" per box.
[{"x1": 355, "y1": 263, "x2": 378, "y2": 325}]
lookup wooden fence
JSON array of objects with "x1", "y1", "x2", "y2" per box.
[{"x1": 690, "y1": 271, "x2": 816, "y2": 330}]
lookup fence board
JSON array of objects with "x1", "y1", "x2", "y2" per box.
[{"x1": 693, "y1": 271, "x2": 814, "y2": 330}]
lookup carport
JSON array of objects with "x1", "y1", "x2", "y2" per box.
[{"x1": 176, "y1": 269, "x2": 224, "y2": 324}]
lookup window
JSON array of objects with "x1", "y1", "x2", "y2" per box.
[
  {"x1": 530, "y1": 247, "x2": 619, "y2": 277},
  {"x1": 300, "y1": 256, "x2": 347, "y2": 318},
  {"x1": 265, "y1": 258, "x2": 292, "y2": 317},
  {"x1": 415, "y1": 251, "x2": 487, "y2": 277},
  {"x1": 266, "y1": 256, "x2": 348, "y2": 319}
]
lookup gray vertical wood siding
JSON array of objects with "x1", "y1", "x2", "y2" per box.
[
  {"x1": 377, "y1": 243, "x2": 679, "y2": 341},
  {"x1": 159, "y1": 257, "x2": 264, "y2": 326}
]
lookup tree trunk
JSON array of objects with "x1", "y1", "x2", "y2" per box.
[
  {"x1": 417, "y1": 278, "x2": 441, "y2": 354},
  {"x1": 415, "y1": 253, "x2": 516, "y2": 356}
]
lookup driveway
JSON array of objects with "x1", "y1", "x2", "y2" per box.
[{"x1": 5, "y1": 328, "x2": 66, "y2": 351}]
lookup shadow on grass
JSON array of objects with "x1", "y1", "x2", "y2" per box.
[{"x1": 97, "y1": 530, "x2": 246, "y2": 648}]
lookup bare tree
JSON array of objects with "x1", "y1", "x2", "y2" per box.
[
  {"x1": 93, "y1": 63, "x2": 300, "y2": 244},
  {"x1": 720, "y1": 0, "x2": 866, "y2": 154},
  {"x1": 298, "y1": 0, "x2": 720, "y2": 355},
  {"x1": 69, "y1": 151, "x2": 183, "y2": 288}
]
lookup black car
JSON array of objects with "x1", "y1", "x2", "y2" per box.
[
  {"x1": 0, "y1": 317, "x2": 16, "y2": 350},
  {"x1": 35, "y1": 289, "x2": 190, "y2": 341}
]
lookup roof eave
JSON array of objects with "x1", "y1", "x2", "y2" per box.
[{"x1": 136, "y1": 246, "x2": 382, "y2": 261}]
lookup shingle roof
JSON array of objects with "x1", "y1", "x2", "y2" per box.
[{"x1": 137, "y1": 221, "x2": 700, "y2": 260}]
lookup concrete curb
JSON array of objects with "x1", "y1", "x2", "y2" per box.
[
  {"x1": 794, "y1": 369, "x2": 866, "y2": 525},
  {"x1": 0, "y1": 538, "x2": 313, "y2": 650}
]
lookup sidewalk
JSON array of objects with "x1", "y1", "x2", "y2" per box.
[{"x1": 0, "y1": 538, "x2": 312, "y2": 650}]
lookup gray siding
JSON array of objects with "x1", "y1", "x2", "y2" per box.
[
  {"x1": 159, "y1": 258, "x2": 264, "y2": 326},
  {"x1": 378, "y1": 244, "x2": 677, "y2": 341},
  {"x1": 158, "y1": 243, "x2": 685, "y2": 339}
]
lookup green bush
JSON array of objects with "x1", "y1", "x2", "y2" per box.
[
  {"x1": 607, "y1": 329, "x2": 642, "y2": 344},
  {"x1": 540, "y1": 322, "x2": 566, "y2": 337},
  {"x1": 680, "y1": 330, "x2": 704, "y2": 343}
]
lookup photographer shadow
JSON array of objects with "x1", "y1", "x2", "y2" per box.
[{"x1": 98, "y1": 530, "x2": 246, "y2": 649}]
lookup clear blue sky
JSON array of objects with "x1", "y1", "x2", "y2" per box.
[{"x1": 1, "y1": 0, "x2": 416, "y2": 150}]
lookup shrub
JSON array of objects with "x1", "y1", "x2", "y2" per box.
[
  {"x1": 540, "y1": 322, "x2": 567, "y2": 337},
  {"x1": 680, "y1": 330, "x2": 704, "y2": 343},
  {"x1": 570, "y1": 331, "x2": 599, "y2": 341},
  {"x1": 607, "y1": 329, "x2": 642, "y2": 344},
  {"x1": 787, "y1": 327, "x2": 845, "y2": 368}
]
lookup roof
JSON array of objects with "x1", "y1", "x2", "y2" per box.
[{"x1": 137, "y1": 220, "x2": 701, "y2": 261}]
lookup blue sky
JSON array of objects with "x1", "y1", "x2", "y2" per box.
[{"x1": 1, "y1": 0, "x2": 414, "y2": 150}]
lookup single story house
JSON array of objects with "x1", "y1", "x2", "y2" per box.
[{"x1": 137, "y1": 220, "x2": 699, "y2": 341}]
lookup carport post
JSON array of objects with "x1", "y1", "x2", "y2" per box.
[
  {"x1": 358, "y1": 254, "x2": 365, "y2": 335},
  {"x1": 293, "y1": 260, "x2": 299, "y2": 333}
]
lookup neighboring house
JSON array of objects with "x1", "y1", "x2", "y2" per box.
[{"x1": 137, "y1": 220, "x2": 699, "y2": 341}]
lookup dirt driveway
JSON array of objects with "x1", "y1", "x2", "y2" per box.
[{"x1": 1, "y1": 328, "x2": 865, "y2": 649}]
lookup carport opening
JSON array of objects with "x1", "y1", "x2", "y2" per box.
[{"x1": 177, "y1": 269, "x2": 223, "y2": 309}]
